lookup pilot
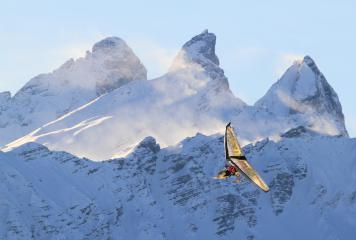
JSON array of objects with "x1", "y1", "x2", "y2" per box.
[{"x1": 215, "y1": 164, "x2": 240, "y2": 181}]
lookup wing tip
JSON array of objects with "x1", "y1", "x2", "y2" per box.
[{"x1": 262, "y1": 185, "x2": 270, "y2": 192}]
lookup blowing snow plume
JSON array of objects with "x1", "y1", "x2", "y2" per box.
[
  {"x1": 3, "y1": 33, "x2": 349, "y2": 160},
  {"x1": 0, "y1": 36, "x2": 146, "y2": 146},
  {"x1": 3, "y1": 30, "x2": 246, "y2": 160}
]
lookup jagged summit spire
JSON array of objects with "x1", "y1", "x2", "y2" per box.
[
  {"x1": 181, "y1": 29, "x2": 219, "y2": 65},
  {"x1": 170, "y1": 30, "x2": 221, "y2": 71},
  {"x1": 255, "y1": 55, "x2": 348, "y2": 137},
  {"x1": 168, "y1": 30, "x2": 234, "y2": 94},
  {"x1": 302, "y1": 55, "x2": 323, "y2": 77},
  {"x1": 303, "y1": 55, "x2": 314, "y2": 64}
]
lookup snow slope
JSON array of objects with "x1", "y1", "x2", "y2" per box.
[
  {"x1": 2, "y1": 30, "x2": 246, "y2": 160},
  {"x1": 0, "y1": 37, "x2": 146, "y2": 145},
  {"x1": 0, "y1": 132, "x2": 355, "y2": 239}
]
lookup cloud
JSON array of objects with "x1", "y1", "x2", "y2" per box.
[
  {"x1": 50, "y1": 33, "x2": 107, "y2": 61},
  {"x1": 128, "y1": 38, "x2": 178, "y2": 79},
  {"x1": 58, "y1": 45, "x2": 90, "y2": 60}
]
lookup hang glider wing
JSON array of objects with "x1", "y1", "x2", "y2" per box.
[
  {"x1": 225, "y1": 122, "x2": 243, "y2": 159},
  {"x1": 229, "y1": 158, "x2": 269, "y2": 192},
  {"x1": 225, "y1": 123, "x2": 269, "y2": 192}
]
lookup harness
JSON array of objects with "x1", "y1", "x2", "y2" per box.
[{"x1": 227, "y1": 165, "x2": 237, "y2": 174}]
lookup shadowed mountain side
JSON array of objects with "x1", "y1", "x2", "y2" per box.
[{"x1": 1, "y1": 132, "x2": 355, "y2": 239}]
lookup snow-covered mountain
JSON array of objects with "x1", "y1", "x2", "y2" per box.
[
  {"x1": 0, "y1": 37, "x2": 146, "y2": 145},
  {"x1": 2, "y1": 30, "x2": 246, "y2": 160},
  {"x1": 0, "y1": 30, "x2": 354, "y2": 239},
  {"x1": 255, "y1": 56, "x2": 347, "y2": 137},
  {"x1": 1, "y1": 132, "x2": 355, "y2": 239},
  {"x1": 227, "y1": 55, "x2": 348, "y2": 145},
  {"x1": 2, "y1": 32, "x2": 348, "y2": 160}
]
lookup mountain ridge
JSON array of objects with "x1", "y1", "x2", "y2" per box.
[
  {"x1": 2, "y1": 31, "x2": 246, "y2": 159},
  {"x1": 0, "y1": 31, "x2": 354, "y2": 239},
  {"x1": 1, "y1": 31, "x2": 348, "y2": 160},
  {"x1": 0, "y1": 131, "x2": 355, "y2": 239}
]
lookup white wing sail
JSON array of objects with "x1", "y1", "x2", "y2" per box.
[{"x1": 225, "y1": 123, "x2": 269, "y2": 192}]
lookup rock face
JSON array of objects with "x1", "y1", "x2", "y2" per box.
[
  {"x1": 0, "y1": 37, "x2": 146, "y2": 145},
  {"x1": 181, "y1": 29, "x2": 220, "y2": 66},
  {"x1": 0, "y1": 133, "x2": 355, "y2": 239},
  {"x1": 255, "y1": 56, "x2": 347, "y2": 137},
  {"x1": 91, "y1": 37, "x2": 147, "y2": 95},
  {"x1": 170, "y1": 30, "x2": 230, "y2": 94},
  {"x1": 3, "y1": 31, "x2": 246, "y2": 160}
]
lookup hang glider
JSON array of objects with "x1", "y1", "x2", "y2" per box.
[{"x1": 215, "y1": 122, "x2": 269, "y2": 192}]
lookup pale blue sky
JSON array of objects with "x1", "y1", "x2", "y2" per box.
[{"x1": 1, "y1": 0, "x2": 355, "y2": 136}]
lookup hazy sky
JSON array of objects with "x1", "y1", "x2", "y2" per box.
[{"x1": 1, "y1": 0, "x2": 355, "y2": 136}]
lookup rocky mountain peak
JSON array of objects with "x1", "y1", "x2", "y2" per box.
[
  {"x1": 167, "y1": 30, "x2": 232, "y2": 97},
  {"x1": 255, "y1": 55, "x2": 348, "y2": 136},
  {"x1": 16, "y1": 36, "x2": 147, "y2": 98},
  {"x1": 92, "y1": 37, "x2": 127, "y2": 54},
  {"x1": 170, "y1": 30, "x2": 221, "y2": 71},
  {"x1": 0, "y1": 36, "x2": 147, "y2": 146},
  {"x1": 302, "y1": 55, "x2": 319, "y2": 73},
  {"x1": 133, "y1": 136, "x2": 160, "y2": 155},
  {"x1": 181, "y1": 29, "x2": 219, "y2": 65}
]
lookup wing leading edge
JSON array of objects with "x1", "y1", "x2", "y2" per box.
[{"x1": 224, "y1": 123, "x2": 269, "y2": 192}]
